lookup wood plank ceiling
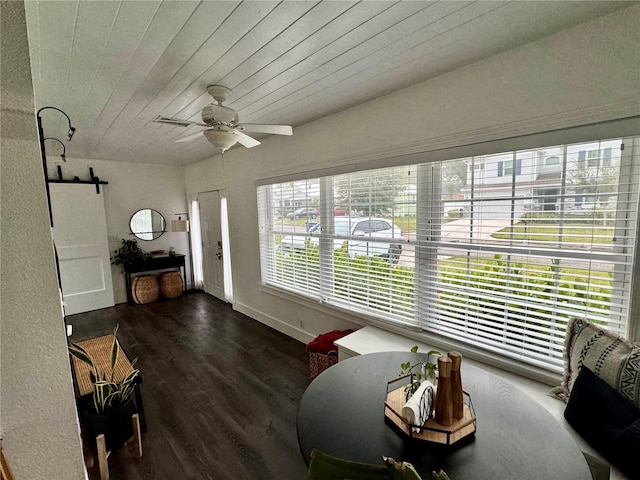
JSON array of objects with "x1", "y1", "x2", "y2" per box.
[{"x1": 24, "y1": 1, "x2": 633, "y2": 166}]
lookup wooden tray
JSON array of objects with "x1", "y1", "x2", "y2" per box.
[{"x1": 384, "y1": 378, "x2": 476, "y2": 445}]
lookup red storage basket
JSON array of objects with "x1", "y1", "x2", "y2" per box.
[{"x1": 306, "y1": 329, "x2": 353, "y2": 380}]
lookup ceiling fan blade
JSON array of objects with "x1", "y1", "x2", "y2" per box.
[
  {"x1": 175, "y1": 131, "x2": 206, "y2": 143},
  {"x1": 154, "y1": 115, "x2": 208, "y2": 128},
  {"x1": 234, "y1": 130, "x2": 261, "y2": 148},
  {"x1": 237, "y1": 124, "x2": 292, "y2": 136}
]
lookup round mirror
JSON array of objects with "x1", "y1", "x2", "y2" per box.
[{"x1": 129, "y1": 209, "x2": 166, "y2": 241}]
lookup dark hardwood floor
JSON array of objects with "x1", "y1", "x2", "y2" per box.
[{"x1": 68, "y1": 292, "x2": 310, "y2": 480}]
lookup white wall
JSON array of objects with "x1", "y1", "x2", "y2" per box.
[
  {"x1": 50, "y1": 158, "x2": 190, "y2": 304},
  {"x1": 185, "y1": 5, "x2": 640, "y2": 344},
  {"x1": 0, "y1": 1, "x2": 86, "y2": 478}
]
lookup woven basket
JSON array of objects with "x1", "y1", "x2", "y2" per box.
[
  {"x1": 159, "y1": 271, "x2": 183, "y2": 299},
  {"x1": 309, "y1": 350, "x2": 338, "y2": 381},
  {"x1": 132, "y1": 275, "x2": 159, "y2": 304}
]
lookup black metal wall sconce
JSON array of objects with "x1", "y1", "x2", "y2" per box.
[
  {"x1": 37, "y1": 106, "x2": 76, "y2": 226},
  {"x1": 37, "y1": 106, "x2": 109, "y2": 226},
  {"x1": 37, "y1": 106, "x2": 76, "y2": 141},
  {"x1": 44, "y1": 137, "x2": 66, "y2": 161}
]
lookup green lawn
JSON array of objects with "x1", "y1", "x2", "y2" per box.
[
  {"x1": 392, "y1": 216, "x2": 416, "y2": 233},
  {"x1": 491, "y1": 223, "x2": 613, "y2": 244}
]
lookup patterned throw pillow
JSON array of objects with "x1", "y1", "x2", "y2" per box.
[{"x1": 550, "y1": 317, "x2": 640, "y2": 407}]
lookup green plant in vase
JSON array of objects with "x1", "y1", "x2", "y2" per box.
[
  {"x1": 400, "y1": 345, "x2": 441, "y2": 399},
  {"x1": 69, "y1": 325, "x2": 141, "y2": 452},
  {"x1": 111, "y1": 239, "x2": 151, "y2": 271},
  {"x1": 69, "y1": 324, "x2": 140, "y2": 414}
]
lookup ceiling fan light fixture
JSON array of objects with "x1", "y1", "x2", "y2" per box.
[
  {"x1": 161, "y1": 85, "x2": 292, "y2": 150},
  {"x1": 203, "y1": 129, "x2": 237, "y2": 152},
  {"x1": 201, "y1": 104, "x2": 238, "y2": 125}
]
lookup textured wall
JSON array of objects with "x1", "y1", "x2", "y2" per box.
[
  {"x1": 0, "y1": 1, "x2": 86, "y2": 478},
  {"x1": 185, "y1": 5, "x2": 640, "y2": 344}
]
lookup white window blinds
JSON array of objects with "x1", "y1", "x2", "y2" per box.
[{"x1": 257, "y1": 136, "x2": 639, "y2": 372}]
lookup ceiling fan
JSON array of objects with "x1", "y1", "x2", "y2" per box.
[{"x1": 153, "y1": 85, "x2": 292, "y2": 152}]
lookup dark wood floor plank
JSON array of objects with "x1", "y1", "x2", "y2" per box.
[{"x1": 68, "y1": 292, "x2": 310, "y2": 479}]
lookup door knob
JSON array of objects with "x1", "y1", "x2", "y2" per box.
[{"x1": 216, "y1": 252, "x2": 222, "y2": 260}]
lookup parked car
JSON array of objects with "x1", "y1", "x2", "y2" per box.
[
  {"x1": 286, "y1": 207, "x2": 318, "y2": 220},
  {"x1": 333, "y1": 207, "x2": 347, "y2": 216},
  {"x1": 280, "y1": 217, "x2": 403, "y2": 263}
]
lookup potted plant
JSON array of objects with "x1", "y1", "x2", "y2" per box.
[
  {"x1": 69, "y1": 325, "x2": 140, "y2": 452},
  {"x1": 111, "y1": 239, "x2": 151, "y2": 271},
  {"x1": 400, "y1": 345, "x2": 441, "y2": 399}
]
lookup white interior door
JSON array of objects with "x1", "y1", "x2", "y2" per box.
[
  {"x1": 198, "y1": 190, "x2": 225, "y2": 301},
  {"x1": 50, "y1": 183, "x2": 114, "y2": 315}
]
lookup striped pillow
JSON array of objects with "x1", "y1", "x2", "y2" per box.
[{"x1": 551, "y1": 317, "x2": 640, "y2": 407}]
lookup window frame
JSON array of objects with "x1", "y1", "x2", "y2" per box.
[
  {"x1": 257, "y1": 124, "x2": 640, "y2": 378},
  {"x1": 587, "y1": 149, "x2": 600, "y2": 167}
]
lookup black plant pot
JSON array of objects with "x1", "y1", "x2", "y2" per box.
[{"x1": 83, "y1": 399, "x2": 137, "y2": 453}]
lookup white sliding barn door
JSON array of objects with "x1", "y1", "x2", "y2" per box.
[
  {"x1": 50, "y1": 184, "x2": 114, "y2": 315},
  {"x1": 198, "y1": 190, "x2": 225, "y2": 301}
]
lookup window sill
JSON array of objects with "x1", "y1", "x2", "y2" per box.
[{"x1": 259, "y1": 283, "x2": 562, "y2": 386}]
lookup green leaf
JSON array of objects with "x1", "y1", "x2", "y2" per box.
[
  {"x1": 75, "y1": 325, "x2": 141, "y2": 414},
  {"x1": 110, "y1": 324, "x2": 119, "y2": 382},
  {"x1": 93, "y1": 381, "x2": 109, "y2": 413},
  {"x1": 69, "y1": 343, "x2": 95, "y2": 369},
  {"x1": 93, "y1": 394, "x2": 101, "y2": 414},
  {"x1": 104, "y1": 392, "x2": 119, "y2": 410},
  {"x1": 410, "y1": 345, "x2": 418, "y2": 353},
  {"x1": 123, "y1": 369, "x2": 140, "y2": 383}
]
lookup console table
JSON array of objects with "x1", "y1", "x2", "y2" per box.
[
  {"x1": 124, "y1": 254, "x2": 185, "y2": 304},
  {"x1": 297, "y1": 352, "x2": 591, "y2": 479}
]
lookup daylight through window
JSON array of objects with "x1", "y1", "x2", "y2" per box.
[{"x1": 257, "y1": 137, "x2": 639, "y2": 372}]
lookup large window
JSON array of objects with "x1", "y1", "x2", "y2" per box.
[{"x1": 257, "y1": 137, "x2": 639, "y2": 372}]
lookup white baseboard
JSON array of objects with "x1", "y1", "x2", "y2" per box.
[{"x1": 233, "y1": 302, "x2": 316, "y2": 345}]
